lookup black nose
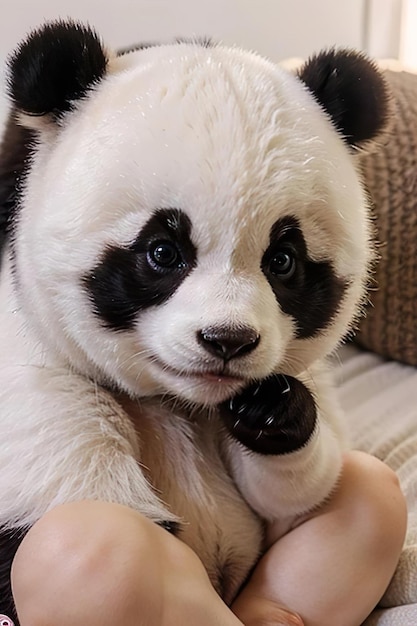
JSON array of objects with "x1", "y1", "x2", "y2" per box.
[{"x1": 197, "y1": 326, "x2": 260, "y2": 361}]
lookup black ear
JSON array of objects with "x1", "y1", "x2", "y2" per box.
[
  {"x1": 7, "y1": 20, "x2": 108, "y2": 119},
  {"x1": 297, "y1": 49, "x2": 390, "y2": 148}
]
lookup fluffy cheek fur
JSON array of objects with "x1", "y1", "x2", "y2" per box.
[
  {"x1": 12, "y1": 178, "x2": 368, "y2": 407},
  {"x1": 135, "y1": 270, "x2": 294, "y2": 405},
  {"x1": 11, "y1": 44, "x2": 373, "y2": 404}
]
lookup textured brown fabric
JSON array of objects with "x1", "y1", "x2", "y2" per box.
[{"x1": 356, "y1": 69, "x2": 417, "y2": 366}]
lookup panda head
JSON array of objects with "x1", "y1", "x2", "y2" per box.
[{"x1": 7, "y1": 20, "x2": 389, "y2": 405}]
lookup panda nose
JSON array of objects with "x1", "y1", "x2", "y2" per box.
[{"x1": 197, "y1": 326, "x2": 260, "y2": 361}]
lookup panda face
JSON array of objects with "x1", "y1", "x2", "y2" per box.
[{"x1": 11, "y1": 39, "x2": 378, "y2": 406}]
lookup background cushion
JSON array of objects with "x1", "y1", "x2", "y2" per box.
[
  {"x1": 363, "y1": 605, "x2": 417, "y2": 626},
  {"x1": 335, "y1": 344, "x2": 417, "y2": 608},
  {"x1": 356, "y1": 68, "x2": 417, "y2": 366}
]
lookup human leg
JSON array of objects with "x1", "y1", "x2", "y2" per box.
[
  {"x1": 11, "y1": 501, "x2": 243, "y2": 626},
  {"x1": 233, "y1": 451, "x2": 407, "y2": 626}
]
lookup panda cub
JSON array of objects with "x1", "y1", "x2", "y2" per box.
[{"x1": 0, "y1": 20, "x2": 389, "y2": 616}]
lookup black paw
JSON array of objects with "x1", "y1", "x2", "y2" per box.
[
  {"x1": 0, "y1": 527, "x2": 27, "y2": 625},
  {"x1": 156, "y1": 520, "x2": 181, "y2": 536},
  {"x1": 218, "y1": 374, "x2": 317, "y2": 455}
]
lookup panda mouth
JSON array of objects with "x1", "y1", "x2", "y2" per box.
[
  {"x1": 198, "y1": 371, "x2": 245, "y2": 384},
  {"x1": 173, "y1": 365, "x2": 244, "y2": 384},
  {"x1": 149, "y1": 355, "x2": 246, "y2": 386}
]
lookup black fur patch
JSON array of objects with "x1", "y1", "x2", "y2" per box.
[
  {"x1": 0, "y1": 112, "x2": 34, "y2": 261},
  {"x1": 84, "y1": 209, "x2": 197, "y2": 330},
  {"x1": 297, "y1": 49, "x2": 390, "y2": 147},
  {"x1": 0, "y1": 232, "x2": 5, "y2": 268},
  {"x1": 157, "y1": 520, "x2": 181, "y2": 535},
  {"x1": 0, "y1": 527, "x2": 27, "y2": 625},
  {"x1": 262, "y1": 216, "x2": 347, "y2": 338},
  {"x1": 219, "y1": 374, "x2": 317, "y2": 455},
  {"x1": 8, "y1": 20, "x2": 107, "y2": 118}
]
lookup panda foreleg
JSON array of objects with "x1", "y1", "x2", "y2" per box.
[
  {"x1": 219, "y1": 364, "x2": 346, "y2": 528},
  {"x1": 0, "y1": 364, "x2": 178, "y2": 532}
]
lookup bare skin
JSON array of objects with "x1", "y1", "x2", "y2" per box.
[
  {"x1": 11, "y1": 452, "x2": 406, "y2": 626},
  {"x1": 233, "y1": 452, "x2": 407, "y2": 626}
]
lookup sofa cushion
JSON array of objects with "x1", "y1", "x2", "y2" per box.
[
  {"x1": 356, "y1": 68, "x2": 417, "y2": 366},
  {"x1": 363, "y1": 605, "x2": 417, "y2": 626},
  {"x1": 336, "y1": 344, "x2": 417, "y2": 608}
]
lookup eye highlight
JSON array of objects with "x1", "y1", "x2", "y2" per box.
[
  {"x1": 268, "y1": 248, "x2": 296, "y2": 280},
  {"x1": 147, "y1": 240, "x2": 182, "y2": 270}
]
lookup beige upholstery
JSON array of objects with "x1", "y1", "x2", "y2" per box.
[
  {"x1": 356, "y1": 68, "x2": 417, "y2": 366},
  {"x1": 335, "y1": 345, "x2": 417, "y2": 624}
]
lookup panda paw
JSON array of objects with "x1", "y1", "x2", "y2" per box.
[
  {"x1": 218, "y1": 374, "x2": 317, "y2": 455},
  {"x1": 156, "y1": 519, "x2": 181, "y2": 536}
]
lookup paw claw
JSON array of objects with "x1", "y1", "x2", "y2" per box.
[
  {"x1": 156, "y1": 520, "x2": 181, "y2": 535},
  {"x1": 219, "y1": 374, "x2": 317, "y2": 455}
]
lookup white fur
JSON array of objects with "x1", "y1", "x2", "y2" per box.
[{"x1": 0, "y1": 40, "x2": 372, "y2": 598}]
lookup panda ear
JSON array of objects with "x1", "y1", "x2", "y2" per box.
[
  {"x1": 297, "y1": 49, "x2": 391, "y2": 149},
  {"x1": 7, "y1": 20, "x2": 108, "y2": 126}
]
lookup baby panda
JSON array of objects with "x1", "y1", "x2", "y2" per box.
[{"x1": 0, "y1": 20, "x2": 389, "y2": 621}]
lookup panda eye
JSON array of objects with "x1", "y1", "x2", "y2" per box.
[
  {"x1": 268, "y1": 249, "x2": 296, "y2": 280},
  {"x1": 147, "y1": 240, "x2": 182, "y2": 269}
]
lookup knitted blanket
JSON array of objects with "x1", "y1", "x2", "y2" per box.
[{"x1": 357, "y1": 67, "x2": 417, "y2": 367}]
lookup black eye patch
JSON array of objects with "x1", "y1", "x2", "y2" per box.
[
  {"x1": 261, "y1": 216, "x2": 347, "y2": 339},
  {"x1": 83, "y1": 208, "x2": 197, "y2": 331}
]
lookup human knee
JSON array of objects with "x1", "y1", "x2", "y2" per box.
[
  {"x1": 11, "y1": 501, "x2": 164, "y2": 625},
  {"x1": 340, "y1": 451, "x2": 407, "y2": 550},
  {"x1": 342, "y1": 451, "x2": 404, "y2": 505}
]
